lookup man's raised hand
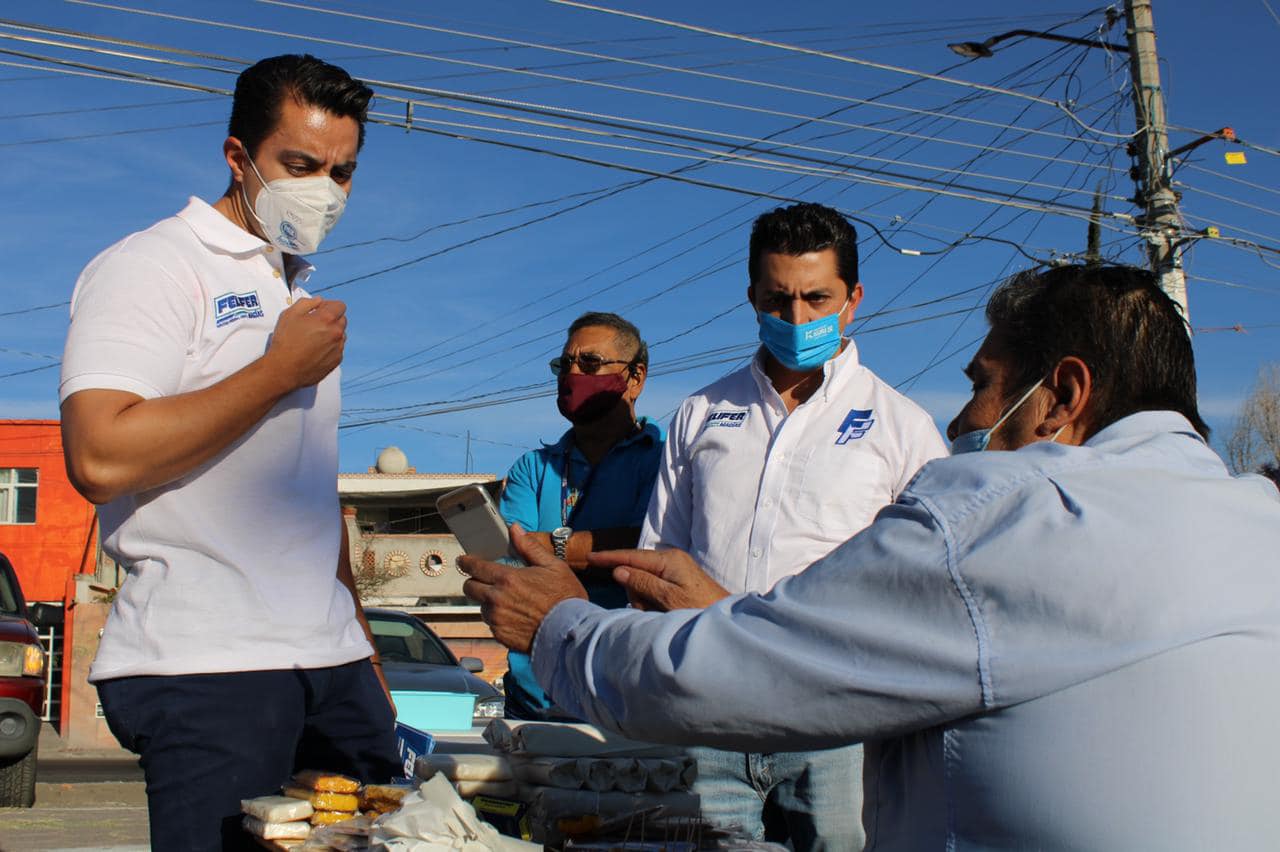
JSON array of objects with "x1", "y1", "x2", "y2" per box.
[
  {"x1": 589, "y1": 547, "x2": 730, "y2": 612},
  {"x1": 266, "y1": 296, "x2": 347, "y2": 390},
  {"x1": 459, "y1": 524, "x2": 587, "y2": 653}
]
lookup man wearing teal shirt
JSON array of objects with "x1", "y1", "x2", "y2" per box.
[{"x1": 498, "y1": 312, "x2": 662, "y2": 720}]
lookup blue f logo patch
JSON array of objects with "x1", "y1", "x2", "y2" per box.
[{"x1": 835, "y1": 409, "x2": 875, "y2": 444}]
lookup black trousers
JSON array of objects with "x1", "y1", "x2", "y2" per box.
[{"x1": 97, "y1": 660, "x2": 400, "y2": 851}]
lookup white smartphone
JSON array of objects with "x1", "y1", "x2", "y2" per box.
[{"x1": 436, "y1": 484, "x2": 524, "y2": 565}]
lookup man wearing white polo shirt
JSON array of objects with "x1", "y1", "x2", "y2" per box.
[
  {"x1": 640, "y1": 203, "x2": 947, "y2": 850},
  {"x1": 60, "y1": 55, "x2": 397, "y2": 851}
]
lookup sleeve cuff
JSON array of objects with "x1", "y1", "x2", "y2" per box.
[
  {"x1": 530, "y1": 597, "x2": 599, "y2": 698},
  {"x1": 60, "y1": 373, "x2": 164, "y2": 403}
]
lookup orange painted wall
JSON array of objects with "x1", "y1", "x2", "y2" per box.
[{"x1": 0, "y1": 421, "x2": 97, "y2": 602}]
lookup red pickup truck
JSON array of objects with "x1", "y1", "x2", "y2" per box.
[{"x1": 0, "y1": 552, "x2": 44, "y2": 807}]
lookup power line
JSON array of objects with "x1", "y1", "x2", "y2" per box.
[
  {"x1": 0, "y1": 363, "x2": 58, "y2": 380},
  {"x1": 382, "y1": 94, "x2": 1129, "y2": 202},
  {"x1": 1176, "y1": 180, "x2": 1280, "y2": 222},
  {"x1": 0, "y1": 347, "x2": 60, "y2": 362},
  {"x1": 18, "y1": 15, "x2": 1132, "y2": 174},
  {"x1": 0, "y1": 300, "x2": 69, "y2": 319},
  {"x1": 261, "y1": 0, "x2": 1121, "y2": 150},
  {"x1": 0, "y1": 93, "x2": 218, "y2": 120},
  {"x1": 366, "y1": 106, "x2": 1127, "y2": 219},
  {"x1": 1184, "y1": 163, "x2": 1280, "y2": 200},
  {"x1": 547, "y1": 0, "x2": 1135, "y2": 138},
  {"x1": 0, "y1": 117, "x2": 221, "y2": 147}
]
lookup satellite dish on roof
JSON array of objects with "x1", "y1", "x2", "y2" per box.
[{"x1": 375, "y1": 446, "x2": 409, "y2": 474}]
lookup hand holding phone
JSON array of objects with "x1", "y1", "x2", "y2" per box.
[{"x1": 436, "y1": 484, "x2": 526, "y2": 566}]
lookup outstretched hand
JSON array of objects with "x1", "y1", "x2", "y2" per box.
[
  {"x1": 588, "y1": 547, "x2": 730, "y2": 612},
  {"x1": 460, "y1": 524, "x2": 587, "y2": 653}
]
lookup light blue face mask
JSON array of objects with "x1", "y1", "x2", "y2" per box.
[
  {"x1": 951, "y1": 377, "x2": 1066, "y2": 455},
  {"x1": 757, "y1": 299, "x2": 848, "y2": 372}
]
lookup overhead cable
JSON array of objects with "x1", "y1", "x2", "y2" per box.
[
  {"x1": 547, "y1": 0, "x2": 1136, "y2": 138},
  {"x1": 259, "y1": 0, "x2": 1118, "y2": 148},
  {"x1": 24, "y1": 14, "x2": 1128, "y2": 173}
]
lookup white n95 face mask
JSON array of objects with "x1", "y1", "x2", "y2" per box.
[{"x1": 242, "y1": 154, "x2": 347, "y2": 255}]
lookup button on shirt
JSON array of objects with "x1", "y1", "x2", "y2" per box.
[
  {"x1": 533, "y1": 412, "x2": 1280, "y2": 850},
  {"x1": 61, "y1": 197, "x2": 370, "y2": 682},
  {"x1": 499, "y1": 417, "x2": 663, "y2": 718},
  {"x1": 640, "y1": 341, "x2": 947, "y2": 593}
]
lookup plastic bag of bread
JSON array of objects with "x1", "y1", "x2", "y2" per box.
[
  {"x1": 414, "y1": 754, "x2": 513, "y2": 782},
  {"x1": 291, "y1": 769, "x2": 360, "y2": 793},
  {"x1": 242, "y1": 814, "x2": 312, "y2": 840},
  {"x1": 310, "y1": 809, "x2": 360, "y2": 826},
  {"x1": 358, "y1": 784, "x2": 409, "y2": 814},
  {"x1": 241, "y1": 794, "x2": 314, "y2": 823},
  {"x1": 283, "y1": 785, "x2": 359, "y2": 812}
]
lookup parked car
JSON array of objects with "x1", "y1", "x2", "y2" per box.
[
  {"x1": 364, "y1": 608, "x2": 503, "y2": 727},
  {"x1": 0, "y1": 553, "x2": 45, "y2": 808}
]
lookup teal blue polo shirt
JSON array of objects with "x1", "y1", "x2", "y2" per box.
[{"x1": 498, "y1": 416, "x2": 663, "y2": 719}]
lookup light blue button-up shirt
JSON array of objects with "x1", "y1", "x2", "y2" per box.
[{"x1": 532, "y1": 411, "x2": 1280, "y2": 850}]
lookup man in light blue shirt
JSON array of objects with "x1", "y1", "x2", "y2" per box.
[{"x1": 463, "y1": 265, "x2": 1280, "y2": 849}]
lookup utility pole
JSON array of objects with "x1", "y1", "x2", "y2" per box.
[{"x1": 1124, "y1": 0, "x2": 1189, "y2": 323}]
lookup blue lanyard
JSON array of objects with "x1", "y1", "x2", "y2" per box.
[{"x1": 560, "y1": 450, "x2": 599, "y2": 528}]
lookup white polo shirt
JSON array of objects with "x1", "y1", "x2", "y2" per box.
[
  {"x1": 640, "y1": 341, "x2": 947, "y2": 594},
  {"x1": 61, "y1": 197, "x2": 371, "y2": 682}
]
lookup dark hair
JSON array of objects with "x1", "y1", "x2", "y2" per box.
[
  {"x1": 229, "y1": 54, "x2": 373, "y2": 157},
  {"x1": 985, "y1": 264, "x2": 1209, "y2": 439},
  {"x1": 1259, "y1": 462, "x2": 1280, "y2": 491},
  {"x1": 567, "y1": 312, "x2": 648, "y2": 370},
  {"x1": 748, "y1": 203, "x2": 860, "y2": 293}
]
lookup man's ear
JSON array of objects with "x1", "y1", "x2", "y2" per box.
[
  {"x1": 223, "y1": 137, "x2": 247, "y2": 184},
  {"x1": 627, "y1": 361, "x2": 647, "y2": 398},
  {"x1": 1040, "y1": 356, "x2": 1093, "y2": 444},
  {"x1": 847, "y1": 282, "x2": 864, "y2": 315}
]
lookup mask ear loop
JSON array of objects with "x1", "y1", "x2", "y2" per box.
[
  {"x1": 986, "y1": 377, "x2": 1046, "y2": 444},
  {"x1": 238, "y1": 147, "x2": 272, "y2": 232}
]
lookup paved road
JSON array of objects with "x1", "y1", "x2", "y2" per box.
[{"x1": 0, "y1": 782, "x2": 149, "y2": 851}]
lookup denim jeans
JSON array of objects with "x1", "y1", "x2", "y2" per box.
[
  {"x1": 98, "y1": 660, "x2": 400, "y2": 852},
  {"x1": 689, "y1": 744, "x2": 864, "y2": 851}
]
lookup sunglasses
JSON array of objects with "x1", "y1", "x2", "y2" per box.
[{"x1": 549, "y1": 353, "x2": 634, "y2": 375}]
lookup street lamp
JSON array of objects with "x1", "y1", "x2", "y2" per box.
[{"x1": 947, "y1": 30, "x2": 1128, "y2": 59}]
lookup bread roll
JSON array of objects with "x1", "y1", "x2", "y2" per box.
[
  {"x1": 282, "y1": 785, "x2": 359, "y2": 812},
  {"x1": 291, "y1": 769, "x2": 360, "y2": 793}
]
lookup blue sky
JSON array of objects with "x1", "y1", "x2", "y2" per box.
[{"x1": 2, "y1": 1, "x2": 1276, "y2": 476}]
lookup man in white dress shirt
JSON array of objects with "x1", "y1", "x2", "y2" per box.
[{"x1": 637, "y1": 202, "x2": 947, "y2": 850}]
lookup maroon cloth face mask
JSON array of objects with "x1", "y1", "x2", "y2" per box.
[{"x1": 557, "y1": 371, "x2": 628, "y2": 423}]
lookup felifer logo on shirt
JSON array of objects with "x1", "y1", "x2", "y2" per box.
[
  {"x1": 706, "y1": 409, "x2": 748, "y2": 428},
  {"x1": 213, "y1": 290, "x2": 265, "y2": 328},
  {"x1": 835, "y1": 408, "x2": 875, "y2": 444}
]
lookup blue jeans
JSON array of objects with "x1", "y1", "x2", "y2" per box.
[
  {"x1": 690, "y1": 744, "x2": 864, "y2": 851},
  {"x1": 97, "y1": 660, "x2": 400, "y2": 852}
]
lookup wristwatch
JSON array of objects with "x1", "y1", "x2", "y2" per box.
[{"x1": 551, "y1": 526, "x2": 573, "y2": 561}]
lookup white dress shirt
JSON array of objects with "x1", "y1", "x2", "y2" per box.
[{"x1": 640, "y1": 340, "x2": 947, "y2": 593}]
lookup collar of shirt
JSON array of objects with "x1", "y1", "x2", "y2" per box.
[
  {"x1": 1083, "y1": 409, "x2": 1206, "y2": 450},
  {"x1": 176, "y1": 196, "x2": 315, "y2": 285},
  {"x1": 749, "y1": 336, "x2": 862, "y2": 409},
  {"x1": 543, "y1": 415, "x2": 662, "y2": 459}
]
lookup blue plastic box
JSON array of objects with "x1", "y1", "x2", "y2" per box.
[{"x1": 390, "y1": 690, "x2": 477, "y2": 733}]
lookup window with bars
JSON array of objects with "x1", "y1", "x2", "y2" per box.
[{"x1": 0, "y1": 468, "x2": 37, "y2": 524}]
